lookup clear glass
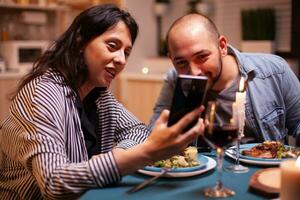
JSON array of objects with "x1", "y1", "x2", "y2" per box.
[
  {"x1": 203, "y1": 101, "x2": 237, "y2": 198},
  {"x1": 226, "y1": 133, "x2": 249, "y2": 173},
  {"x1": 226, "y1": 99, "x2": 249, "y2": 173}
]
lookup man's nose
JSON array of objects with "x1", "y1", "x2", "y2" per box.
[{"x1": 189, "y1": 63, "x2": 203, "y2": 76}]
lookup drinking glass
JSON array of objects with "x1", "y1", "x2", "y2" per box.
[
  {"x1": 203, "y1": 101, "x2": 238, "y2": 198},
  {"x1": 226, "y1": 103, "x2": 249, "y2": 173},
  {"x1": 226, "y1": 132, "x2": 249, "y2": 173}
]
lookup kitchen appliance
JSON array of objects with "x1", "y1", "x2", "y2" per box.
[{"x1": 0, "y1": 40, "x2": 49, "y2": 73}]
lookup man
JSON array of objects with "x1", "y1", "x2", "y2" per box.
[{"x1": 149, "y1": 13, "x2": 300, "y2": 144}]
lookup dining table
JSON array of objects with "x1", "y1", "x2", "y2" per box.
[{"x1": 80, "y1": 150, "x2": 277, "y2": 200}]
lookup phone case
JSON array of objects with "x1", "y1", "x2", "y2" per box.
[{"x1": 168, "y1": 74, "x2": 208, "y2": 131}]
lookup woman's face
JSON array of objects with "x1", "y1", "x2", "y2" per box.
[{"x1": 83, "y1": 21, "x2": 132, "y2": 87}]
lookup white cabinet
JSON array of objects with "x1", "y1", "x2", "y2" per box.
[
  {"x1": 115, "y1": 73, "x2": 164, "y2": 124},
  {"x1": 114, "y1": 57, "x2": 172, "y2": 124}
]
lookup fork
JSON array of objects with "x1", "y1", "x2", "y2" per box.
[{"x1": 127, "y1": 168, "x2": 168, "y2": 193}]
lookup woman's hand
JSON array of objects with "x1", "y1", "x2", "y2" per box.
[
  {"x1": 112, "y1": 106, "x2": 204, "y2": 176},
  {"x1": 144, "y1": 106, "x2": 205, "y2": 162}
]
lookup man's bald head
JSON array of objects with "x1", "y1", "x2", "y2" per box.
[{"x1": 166, "y1": 14, "x2": 220, "y2": 49}]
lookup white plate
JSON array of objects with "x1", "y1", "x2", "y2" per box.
[
  {"x1": 138, "y1": 155, "x2": 216, "y2": 178},
  {"x1": 225, "y1": 143, "x2": 290, "y2": 166},
  {"x1": 143, "y1": 154, "x2": 209, "y2": 173}
]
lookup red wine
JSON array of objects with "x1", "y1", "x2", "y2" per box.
[{"x1": 204, "y1": 125, "x2": 238, "y2": 147}]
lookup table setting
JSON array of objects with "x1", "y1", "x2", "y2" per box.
[
  {"x1": 80, "y1": 150, "x2": 267, "y2": 200},
  {"x1": 80, "y1": 147, "x2": 300, "y2": 200},
  {"x1": 80, "y1": 78, "x2": 300, "y2": 200}
]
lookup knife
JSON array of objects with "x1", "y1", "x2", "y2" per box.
[{"x1": 127, "y1": 168, "x2": 168, "y2": 193}]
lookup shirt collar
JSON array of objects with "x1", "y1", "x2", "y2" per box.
[{"x1": 227, "y1": 44, "x2": 255, "y2": 79}]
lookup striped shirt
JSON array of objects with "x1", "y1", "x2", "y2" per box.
[{"x1": 0, "y1": 69, "x2": 149, "y2": 199}]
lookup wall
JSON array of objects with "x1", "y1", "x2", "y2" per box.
[
  {"x1": 214, "y1": 0, "x2": 291, "y2": 52},
  {"x1": 124, "y1": 0, "x2": 190, "y2": 73},
  {"x1": 124, "y1": 0, "x2": 293, "y2": 74},
  {"x1": 124, "y1": 0, "x2": 156, "y2": 73}
]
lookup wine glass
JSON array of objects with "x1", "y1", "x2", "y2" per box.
[
  {"x1": 226, "y1": 123, "x2": 249, "y2": 173},
  {"x1": 202, "y1": 101, "x2": 238, "y2": 198},
  {"x1": 226, "y1": 103, "x2": 250, "y2": 173}
]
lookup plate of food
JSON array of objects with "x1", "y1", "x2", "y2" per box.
[
  {"x1": 225, "y1": 141, "x2": 300, "y2": 166},
  {"x1": 138, "y1": 146, "x2": 216, "y2": 178}
]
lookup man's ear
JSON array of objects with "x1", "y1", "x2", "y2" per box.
[{"x1": 218, "y1": 35, "x2": 228, "y2": 57}]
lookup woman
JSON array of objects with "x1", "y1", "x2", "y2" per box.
[{"x1": 0, "y1": 4, "x2": 204, "y2": 199}]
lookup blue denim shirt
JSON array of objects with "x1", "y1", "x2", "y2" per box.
[{"x1": 149, "y1": 46, "x2": 300, "y2": 143}]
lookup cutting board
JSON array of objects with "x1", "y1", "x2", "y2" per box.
[{"x1": 248, "y1": 168, "x2": 281, "y2": 198}]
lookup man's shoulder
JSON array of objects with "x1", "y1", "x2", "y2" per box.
[{"x1": 241, "y1": 53, "x2": 287, "y2": 78}]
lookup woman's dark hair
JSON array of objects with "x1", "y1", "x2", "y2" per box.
[{"x1": 13, "y1": 4, "x2": 138, "y2": 98}]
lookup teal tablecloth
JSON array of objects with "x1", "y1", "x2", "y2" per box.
[{"x1": 80, "y1": 152, "x2": 271, "y2": 200}]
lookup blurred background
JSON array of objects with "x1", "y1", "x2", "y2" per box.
[{"x1": 0, "y1": 0, "x2": 298, "y2": 124}]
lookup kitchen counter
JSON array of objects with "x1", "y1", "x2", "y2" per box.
[{"x1": 0, "y1": 71, "x2": 25, "y2": 79}]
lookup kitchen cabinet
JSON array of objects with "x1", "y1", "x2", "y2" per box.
[
  {"x1": 114, "y1": 57, "x2": 172, "y2": 125},
  {"x1": 115, "y1": 73, "x2": 164, "y2": 125},
  {"x1": 0, "y1": 2, "x2": 67, "y2": 41},
  {"x1": 63, "y1": 0, "x2": 124, "y2": 10}
]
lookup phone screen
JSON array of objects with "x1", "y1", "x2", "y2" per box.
[{"x1": 167, "y1": 74, "x2": 208, "y2": 131}]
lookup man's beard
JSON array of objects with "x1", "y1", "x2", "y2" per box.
[{"x1": 208, "y1": 56, "x2": 223, "y2": 90}]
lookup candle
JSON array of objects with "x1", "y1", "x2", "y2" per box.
[
  {"x1": 280, "y1": 157, "x2": 300, "y2": 200},
  {"x1": 235, "y1": 77, "x2": 246, "y2": 137},
  {"x1": 236, "y1": 77, "x2": 246, "y2": 106},
  {"x1": 231, "y1": 102, "x2": 237, "y2": 124}
]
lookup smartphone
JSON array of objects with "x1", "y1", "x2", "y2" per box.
[{"x1": 167, "y1": 74, "x2": 208, "y2": 131}]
